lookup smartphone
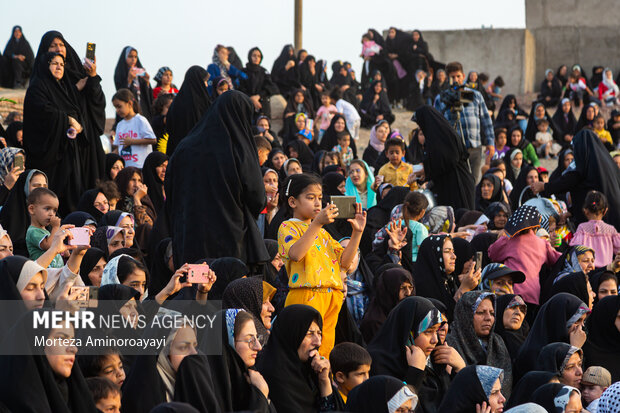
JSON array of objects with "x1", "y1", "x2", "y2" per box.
[
  {"x1": 70, "y1": 286, "x2": 99, "y2": 308},
  {"x1": 330, "y1": 196, "x2": 357, "y2": 219},
  {"x1": 185, "y1": 264, "x2": 210, "y2": 284},
  {"x1": 13, "y1": 155, "x2": 24, "y2": 170},
  {"x1": 68, "y1": 227, "x2": 91, "y2": 246},
  {"x1": 86, "y1": 42, "x2": 96, "y2": 61},
  {"x1": 475, "y1": 251, "x2": 483, "y2": 271}
]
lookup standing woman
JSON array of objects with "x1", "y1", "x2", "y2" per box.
[
  {"x1": 2, "y1": 26, "x2": 34, "y2": 88},
  {"x1": 23, "y1": 52, "x2": 84, "y2": 215},
  {"x1": 114, "y1": 46, "x2": 153, "y2": 120},
  {"x1": 165, "y1": 66, "x2": 211, "y2": 156},
  {"x1": 32, "y1": 31, "x2": 106, "y2": 194},
  {"x1": 271, "y1": 45, "x2": 300, "y2": 99},
  {"x1": 413, "y1": 105, "x2": 475, "y2": 210},
  {"x1": 142, "y1": 151, "x2": 168, "y2": 215},
  {"x1": 240, "y1": 47, "x2": 278, "y2": 119}
]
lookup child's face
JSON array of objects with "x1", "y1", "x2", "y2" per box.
[
  {"x1": 272, "y1": 153, "x2": 287, "y2": 170},
  {"x1": 95, "y1": 392, "x2": 121, "y2": 413},
  {"x1": 510, "y1": 131, "x2": 522, "y2": 146},
  {"x1": 338, "y1": 135, "x2": 350, "y2": 149},
  {"x1": 161, "y1": 70, "x2": 172, "y2": 86},
  {"x1": 387, "y1": 146, "x2": 403, "y2": 166},
  {"x1": 593, "y1": 118, "x2": 605, "y2": 131},
  {"x1": 287, "y1": 162, "x2": 302, "y2": 176},
  {"x1": 289, "y1": 184, "x2": 322, "y2": 220},
  {"x1": 112, "y1": 99, "x2": 132, "y2": 119},
  {"x1": 216, "y1": 82, "x2": 229, "y2": 95},
  {"x1": 414, "y1": 324, "x2": 440, "y2": 356},
  {"x1": 258, "y1": 148, "x2": 269, "y2": 166},
  {"x1": 540, "y1": 172, "x2": 549, "y2": 183},
  {"x1": 320, "y1": 95, "x2": 330, "y2": 106},
  {"x1": 336, "y1": 364, "x2": 371, "y2": 396},
  {"x1": 537, "y1": 122, "x2": 548, "y2": 132},
  {"x1": 100, "y1": 354, "x2": 126, "y2": 387},
  {"x1": 295, "y1": 116, "x2": 306, "y2": 131},
  {"x1": 323, "y1": 154, "x2": 338, "y2": 168},
  {"x1": 294, "y1": 92, "x2": 304, "y2": 104},
  {"x1": 29, "y1": 194, "x2": 59, "y2": 227},
  {"x1": 493, "y1": 211, "x2": 508, "y2": 229},
  {"x1": 495, "y1": 133, "x2": 507, "y2": 147},
  {"x1": 581, "y1": 383, "x2": 605, "y2": 404}
]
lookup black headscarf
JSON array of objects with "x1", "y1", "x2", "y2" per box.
[
  {"x1": 549, "y1": 148, "x2": 573, "y2": 183},
  {"x1": 285, "y1": 140, "x2": 314, "y2": 172},
  {"x1": 23, "y1": 51, "x2": 84, "y2": 215},
  {"x1": 79, "y1": 247, "x2": 105, "y2": 286},
  {"x1": 142, "y1": 151, "x2": 168, "y2": 214},
  {"x1": 575, "y1": 103, "x2": 597, "y2": 132},
  {"x1": 319, "y1": 114, "x2": 358, "y2": 157},
  {"x1": 437, "y1": 365, "x2": 503, "y2": 413},
  {"x1": 535, "y1": 342, "x2": 582, "y2": 376},
  {"x1": 550, "y1": 271, "x2": 590, "y2": 307},
  {"x1": 262, "y1": 239, "x2": 280, "y2": 285},
  {"x1": 258, "y1": 304, "x2": 323, "y2": 413},
  {"x1": 270, "y1": 45, "x2": 300, "y2": 98},
  {"x1": 165, "y1": 91, "x2": 269, "y2": 266},
  {"x1": 241, "y1": 46, "x2": 279, "y2": 99},
  {"x1": 31, "y1": 31, "x2": 106, "y2": 190},
  {"x1": 171, "y1": 355, "x2": 221, "y2": 413},
  {"x1": 222, "y1": 277, "x2": 270, "y2": 339},
  {"x1": 0, "y1": 309, "x2": 98, "y2": 413},
  {"x1": 506, "y1": 371, "x2": 558, "y2": 408},
  {"x1": 494, "y1": 294, "x2": 530, "y2": 364},
  {"x1": 515, "y1": 293, "x2": 588, "y2": 380},
  {"x1": 147, "y1": 238, "x2": 173, "y2": 297},
  {"x1": 322, "y1": 172, "x2": 346, "y2": 203},
  {"x1": 551, "y1": 100, "x2": 577, "y2": 146},
  {"x1": 360, "y1": 267, "x2": 414, "y2": 343},
  {"x1": 165, "y1": 66, "x2": 211, "y2": 155},
  {"x1": 413, "y1": 234, "x2": 458, "y2": 319},
  {"x1": 485, "y1": 202, "x2": 511, "y2": 230},
  {"x1": 446, "y1": 291, "x2": 513, "y2": 394},
  {"x1": 207, "y1": 257, "x2": 249, "y2": 301},
  {"x1": 113, "y1": 46, "x2": 153, "y2": 119},
  {"x1": 452, "y1": 237, "x2": 474, "y2": 277},
  {"x1": 76, "y1": 188, "x2": 105, "y2": 221},
  {"x1": 0, "y1": 169, "x2": 47, "y2": 257},
  {"x1": 524, "y1": 103, "x2": 557, "y2": 143},
  {"x1": 475, "y1": 174, "x2": 504, "y2": 212},
  {"x1": 583, "y1": 295, "x2": 620, "y2": 382},
  {"x1": 4, "y1": 121, "x2": 23, "y2": 148},
  {"x1": 105, "y1": 153, "x2": 124, "y2": 181},
  {"x1": 2, "y1": 26, "x2": 34, "y2": 86},
  {"x1": 414, "y1": 105, "x2": 475, "y2": 210},
  {"x1": 509, "y1": 163, "x2": 536, "y2": 209},
  {"x1": 345, "y1": 375, "x2": 417, "y2": 413},
  {"x1": 149, "y1": 402, "x2": 200, "y2": 413},
  {"x1": 532, "y1": 383, "x2": 579, "y2": 413},
  {"x1": 205, "y1": 309, "x2": 270, "y2": 412}
]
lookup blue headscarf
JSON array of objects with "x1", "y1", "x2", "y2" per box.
[{"x1": 345, "y1": 160, "x2": 376, "y2": 209}]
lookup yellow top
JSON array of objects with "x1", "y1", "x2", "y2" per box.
[
  {"x1": 338, "y1": 389, "x2": 348, "y2": 404},
  {"x1": 377, "y1": 161, "x2": 418, "y2": 190},
  {"x1": 278, "y1": 219, "x2": 344, "y2": 289},
  {"x1": 595, "y1": 129, "x2": 613, "y2": 145}
]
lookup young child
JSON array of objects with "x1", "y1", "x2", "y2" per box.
[
  {"x1": 26, "y1": 187, "x2": 63, "y2": 268},
  {"x1": 316, "y1": 92, "x2": 338, "y2": 141},
  {"x1": 537, "y1": 167, "x2": 549, "y2": 183},
  {"x1": 86, "y1": 377, "x2": 121, "y2": 413},
  {"x1": 488, "y1": 205, "x2": 562, "y2": 307},
  {"x1": 581, "y1": 366, "x2": 612, "y2": 413},
  {"x1": 278, "y1": 173, "x2": 366, "y2": 357},
  {"x1": 534, "y1": 118, "x2": 560, "y2": 159},
  {"x1": 333, "y1": 131, "x2": 354, "y2": 167},
  {"x1": 377, "y1": 138, "x2": 416, "y2": 189},
  {"x1": 112, "y1": 89, "x2": 157, "y2": 168},
  {"x1": 254, "y1": 135, "x2": 272, "y2": 166},
  {"x1": 330, "y1": 88, "x2": 361, "y2": 141},
  {"x1": 330, "y1": 342, "x2": 372, "y2": 404},
  {"x1": 492, "y1": 128, "x2": 510, "y2": 160},
  {"x1": 592, "y1": 114, "x2": 614, "y2": 150},
  {"x1": 570, "y1": 191, "x2": 620, "y2": 268},
  {"x1": 372, "y1": 191, "x2": 429, "y2": 261},
  {"x1": 361, "y1": 34, "x2": 382, "y2": 59}
]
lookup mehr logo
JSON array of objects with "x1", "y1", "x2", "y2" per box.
[{"x1": 33, "y1": 310, "x2": 96, "y2": 329}]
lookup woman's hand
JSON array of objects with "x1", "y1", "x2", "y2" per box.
[
  {"x1": 459, "y1": 261, "x2": 481, "y2": 291},
  {"x1": 247, "y1": 369, "x2": 269, "y2": 400},
  {"x1": 156, "y1": 264, "x2": 193, "y2": 304},
  {"x1": 569, "y1": 323, "x2": 587, "y2": 348},
  {"x1": 373, "y1": 94, "x2": 380, "y2": 103},
  {"x1": 530, "y1": 181, "x2": 545, "y2": 194},
  {"x1": 266, "y1": 192, "x2": 279, "y2": 213},
  {"x1": 432, "y1": 343, "x2": 466, "y2": 372},
  {"x1": 348, "y1": 203, "x2": 367, "y2": 233},
  {"x1": 83, "y1": 57, "x2": 97, "y2": 77},
  {"x1": 3, "y1": 166, "x2": 23, "y2": 190},
  {"x1": 285, "y1": 60, "x2": 295, "y2": 70},
  {"x1": 405, "y1": 345, "x2": 427, "y2": 370},
  {"x1": 476, "y1": 402, "x2": 492, "y2": 413},
  {"x1": 68, "y1": 116, "x2": 83, "y2": 134},
  {"x1": 133, "y1": 183, "x2": 148, "y2": 202}
]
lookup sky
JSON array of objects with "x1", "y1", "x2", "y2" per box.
[{"x1": 1, "y1": 0, "x2": 525, "y2": 117}]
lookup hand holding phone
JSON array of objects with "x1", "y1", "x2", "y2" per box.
[
  {"x1": 68, "y1": 227, "x2": 91, "y2": 246},
  {"x1": 474, "y1": 251, "x2": 483, "y2": 272},
  {"x1": 70, "y1": 286, "x2": 99, "y2": 308},
  {"x1": 185, "y1": 264, "x2": 211, "y2": 284},
  {"x1": 85, "y1": 42, "x2": 96, "y2": 61}
]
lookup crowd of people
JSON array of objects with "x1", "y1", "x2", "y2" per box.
[{"x1": 0, "y1": 24, "x2": 620, "y2": 413}]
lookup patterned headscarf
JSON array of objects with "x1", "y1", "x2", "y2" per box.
[
  {"x1": 0, "y1": 147, "x2": 24, "y2": 186},
  {"x1": 101, "y1": 254, "x2": 131, "y2": 286},
  {"x1": 504, "y1": 205, "x2": 540, "y2": 237},
  {"x1": 598, "y1": 382, "x2": 620, "y2": 413},
  {"x1": 475, "y1": 365, "x2": 504, "y2": 400},
  {"x1": 154, "y1": 66, "x2": 172, "y2": 84}
]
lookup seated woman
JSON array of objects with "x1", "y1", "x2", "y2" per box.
[
  {"x1": 475, "y1": 174, "x2": 505, "y2": 212},
  {"x1": 207, "y1": 45, "x2": 247, "y2": 94},
  {"x1": 345, "y1": 160, "x2": 377, "y2": 210},
  {"x1": 320, "y1": 114, "x2": 358, "y2": 158},
  {"x1": 270, "y1": 45, "x2": 301, "y2": 99},
  {"x1": 206, "y1": 309, "x2": 272, "y2": 412},
  {"x1": 362, "y1": 120, "x2": 390, "y2": 169},
  {"x1": 222, "y1": 277, "x2": 276, "y2": 341},
  {"x1": 535, "y1": 342, "x2": 583, "y2": 388},
  {"x1": 152, "y1": 66, "x2": 178, "y2": 99},
  {"x1": 551, "y1": 98, "x2": 577, "y2": 149},
  {"x1": 582, "y1": 295, "x2": 620, "y2": 382},
  {"x1": 113, "y1": 167, "x2": 156, "y2": 248},
  {"x1": 538, "y1": 69, "x2": 562, "y2": 108},
  {"x1": 446, "y1": 291, "x2": 513, "y2": 395},
  {"x1": 368, "y1": 296, "x2": 464, "y2": 413},
  {"x1": 2, "y1": 26, "x2": 34, "y2": 88},
  {"x1": 532, "y1": 383, "x2": 583, "y2": 413},
  {"x1": 241, "y1": 47, "x2": 278, "y2": 118},
  {"x1": 345, "y1": 375, "x2": 419, "y2": 413},
  {"x1": 437, "y1": 365, "x2": 506, "y2": 413},
  {"x1": 359, "y1": 81, "x2": 395, "y2": 128},
  {"x1": 0, "y1": 309, "x2": 98, "y2": 412},
  {"x1": 142, "y1": 151, "x2": 168, "y2": 215},
  {"x1": 113, "y1": 46, "x2": 153, "y2": 120},
  {"x1": 494, "y1": 294, "x2": 529, "y2": 364}
]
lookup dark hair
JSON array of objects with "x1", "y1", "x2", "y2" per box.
[
  {"x1": 114, "y1": 167, "x2": 142, "y2": 197},
  {"x1": 403, "y1": 192, "x2": 429, "y2": 220},
  {"x1": 320, "y1": 89, "x2": 331, "y2": 98},
  {"x1": 112, "y1": 89, "x2": 140, "y2": 115},
  {"x1": 151, "y1": 93, "x2": 174, "y2": 116},
  {"x1": 254, "y1": 135, "x2": 272, "y2": 153},
  {"x1": 27, "y1": 187, "x2": 57, "y2": 206},
  {"x1": 97, "y1": 180, "x2": 121, "y2": 202},
  {"x1": 282, "y1": 173, "x2": 322, "y2": 213},
  {"x1": 490, "y1": 159, "x2": 504, "y2": 168},
  {"x1": 494, "y1": 128, "x2": 507, "y2": 139},
  {"x1": 78, "y1": 348, "x2": 122, "y2": 378},
  {"x1": 596, "y1": 272, "x2": 618, "y2": 293},
  {"x1": 583, "y1": 190, "x2": 608, "y2": 216},
  {"x1": 385, "y1": 137, "x2": 406, "y2": 152},
  {"x1": 329, "y1": 88, "x2": 342, "y2": 102},
  {"x1": 478, "y1": 73, "x2": 489, "y2": 83},
  {"x1": 329, "y1": 342, "x2": 372, "y2": 376},
  {"x1": 109, "y1": 248, "x2": 144, "y2": 263},
  {"x1": 593, "y1": 114, "x2": 606, "y2": 124},
  {"x1": 494, "y1": 76, "x2": 505, "y2": 87},
  {"x1": 445, "y1": 61, "x2": 463, "y2": 75},
  {"x1": 215, "y1": 44, "x2": 226, "y2": 53},
  {"x1": 233, "y1": 311, "x2": 255, "y2": 340},
  {"x1": 509, "y1": 125, "x2": 523, "y2": 137},
  {"x1": 117, "y1": 255, "x2": 148, "y2": 284},
  {"x1": 337, "y1": 131, "x2": 351, "y2": 141},
  {"x1": 536, "y1": 118, "x2": 549, "y2": 126},
  {"x1": 86, "y1": 377, "x2": 120, "y2": 403}
]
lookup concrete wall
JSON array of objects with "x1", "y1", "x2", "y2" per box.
[
  {"x1": 526, "y1": 0, "x2": 620, "y2": 29},
  {"x1": 420, "y1": 29, "x2": 535, "y2": 94}
]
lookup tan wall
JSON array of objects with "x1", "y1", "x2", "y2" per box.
[{"x1": 526, "y1": 0, "x2": 620, "y2": 29}]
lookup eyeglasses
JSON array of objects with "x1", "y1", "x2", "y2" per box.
[{"x1": 235, "y1": 335, "x2": 265, "y2": 349}]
